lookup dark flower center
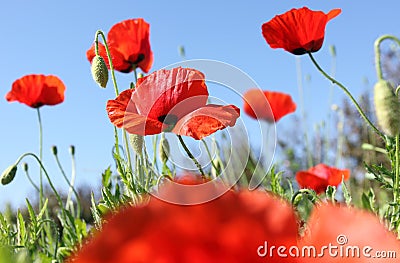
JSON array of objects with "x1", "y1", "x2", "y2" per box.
[
  {"x1": 158, "y1": 114, "x2": 178, "y2": 131},
  {"x1": 132, "y1": 53, "x2": 145, "y2": 64},
  {"x1": 291, "y1": 48, "x2": 308, "y2": 55}
]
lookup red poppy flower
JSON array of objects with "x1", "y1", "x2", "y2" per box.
[
  {"x1": 5, "y1": 74, "x2": 66, "y2": 108},
  {"x1": 106, "y1": 67, "x2": 240, "y2": 140},
  {"x1": 262, "y1": 7, "x2": 341, "y2": 55},
  {"x1": 86, "y1": 18, "x2": 153, "y2": 73},
  {"x1": 300, "y1": 204, "x2": 400, "y2": 262},
  {"x1": 68, "y1": 180, "x2": 299, "y2": 263},
  {"x1": 296, "y1": 164, "x2": 350, "y2": 194},
  {"x1": 243, "y1": 89, "x2": 296, "y2": 122}
]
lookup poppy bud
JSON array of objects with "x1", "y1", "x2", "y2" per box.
[
  {"x1": 159, "y1": 135, "x2": 170, "y2": 163},
  {"x1": 69, "y1": 145, "x2": 75, "y2": 156},
  {"x1": 51, "y1": 145, "x2": 58, "y2": 155},
  {"x1": 373, "y1": 80, "x2": 400, "y2": 136},
  {"x1": 1, "y1": 165, "x2": 17, "y2": 185},
  {"x1": 329, "y1": 45, "x2": 336, "y2": 57},
  {"x1": 91, "y1": 55, "x2": 109, "y2": 88},
  {"x1": 129, "y1": 134, "x2": 143, "y2": 156},
  {"x1": 22, "y1": 162, "x2": 28, "y2": 172}
]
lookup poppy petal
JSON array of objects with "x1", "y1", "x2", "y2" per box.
[
  {"x1": 295, "y1": 171, "x2": 328, "y2": 194},
  {"x1": 69, "y1": 187, "x2": 298, "y2": 263},
  {"x1": 172, "y1": 104, "x2": 240, "y2": 140},
  {"x1": 86, "y1": 43, "x2": 131, "y2": 72},
  {"x1": 86, "y1": 43, "x2": 109, "y2": 68},
  {"x1": 301, "y1": 204, "x2": 400, "y2": 263},
  {"x1": 132, "y1": 68, "x2": 209, "y2": 121},
  {"x1": 296, "y1": 164, "x2": 350, "y2": 194},
  {"x1": 6, "y1": 74, "x2": 65, "y2": 108},
  {"x1": 262, "y1": 7, "x2": 341, "y2": 55},
  {"x1": 107, "y1": 18, "x2": 153, "y2": 73},
  {"x1": 106, "y1": 89, "x2": 164, "y2": 135},
  {"x1": 243, "y1": 89, "x2": 296, "y2": 122}
]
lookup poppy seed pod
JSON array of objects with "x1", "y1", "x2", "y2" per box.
[
  {"x1": 91, "y1": 55, "x2": 109, "y2": 88},
  {"x1": 1, "y1": 165, "x2": 17, "y2": 185},
  {"x1": 373, "y1": 80, "x2": 400, "y2": 137},
  {"x1": 159, "y1": 135, "x2": 170, "y2": 163},
  {"x1": 129, "y1": 134, "x2": 143, "y2": 155}
]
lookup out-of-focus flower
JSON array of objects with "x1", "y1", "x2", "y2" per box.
[
  {"x1": 262, "y1": 7, "x2": 341, "y2": 55},
  {"x1": 296, "y1": 164, "x2": 350, "y2": 194},
  {"x1": 106, "y1": 67, "x2": 240, "y2": 140},
  {"x1": 243, "y1": 89, "x2": 296, "y2": 122},
  {"x1": 299, "y1": 203, "x2": 400, "y2": 262},
  {"x1": 86, "y1": 18, "x2": 153, "y2": 73},
  {"x1": 6, "y1": 74, "x2": 65, "y2": 108},
  {"x1": 69, "y1": 175, "x2": 299, "y2": 263}
]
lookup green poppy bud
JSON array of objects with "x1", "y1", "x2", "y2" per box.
[
  {"x1": 22, "y1": 162, "x2": 28, "y2": 172},
  {"x1": 159, "y1": 135, "x2": 170, "y2": 163},
  {"x1": 1, "y1": 165, "x2": 17, "y2": 185},
  {"x1": 69, "y1": 145, "x2": 75, "y2": 156},
  {"x1": 374, "y1": 80, "x2": 400, "y2": 137},
  {"x1": 129, "y1": 134, "x2": 144, "y2": 156},
  {"x1": 51, "y1": 145, "x2": 58, "y2": 155},
  {"x1": 91, "y1": 55, "x2": 109, "y2": 88}
]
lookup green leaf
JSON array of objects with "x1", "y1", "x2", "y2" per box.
[
  {"x1": 325, "y1": 186, "x2": 336, "y2": 203},
  {"x1": 25, "y1": 199, "x2": 36, "y2": 225},
  {"x1": 361, "y1": 188, "x2": 376, "y2": 212},
  {"x1": 16, "y1": 211, "x2": 26, "y2": 246},
  {"x1": 341, "y1": 179, "x2": 352, "y2": 206},
  {"x1": 102, "y1": 166, "x2": 112, "y2": 188},
  {"x1": 37, "y1": 199, "x2": 48, "y2": 221}
]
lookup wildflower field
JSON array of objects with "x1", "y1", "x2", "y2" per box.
[{"x1": 2, "y1": 2, "x2": 400, "y2": 262}]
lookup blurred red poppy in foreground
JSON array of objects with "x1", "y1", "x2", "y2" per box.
[
  {"x1": 106, "y1": 67, "x2": 240, "y2": 140},
  {"x1": 296, "y1": 164, "x2": 350, "y2": 194},
  {"x1": 86, "y1": 18, "x2": 153, "y2": 73},
  {"x1": 262, "y1": 7, "x2": 341, "y2": 55},
  {"x1": 300, "y1": 204, "x2": 400, "y2": 263},
  {"x1": 243, "y1": 89, "x2": 296, "y2": 122},
  {"x1": 5, "y1": 74, "x2": 66, "y2": 108},
  {"x1": 69, "y1": 177, "x2": 299, "y2": 263}
]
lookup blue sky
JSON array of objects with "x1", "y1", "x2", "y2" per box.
[{"x1": 1, "y1": 0, "x2": 400, "y2": 208}]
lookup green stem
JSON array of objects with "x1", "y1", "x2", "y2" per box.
[
  {"x1": 95, "y1": 30, "x2": 119, "y2": 96},
  {"x1": 95, "y1": 31, "x2": 123, "y2": 163},
  {"x1": 394, "y1": 134, "x2": 400, "y2": 227},
  {"x1": 15, "y1": 153, "x2": 64, "y2": 209},
  {"x1": 295, "y1": 57, "x2": 313, "y2": 168},
  {"x1": 308, "y1": 52, "x2": 384, "y2": 139},
  {"x1": 374, "y1": 35, "x2": 400, "y2": 81},
  {"x1": 177, "y1": 135, "x2": 205, "y2": 177},
  {"x1": 36, "y1": 108, "x2": 44, "y2": 209},
  {"x1": 53, "y1": 151, "x2": 81, "y2": 217},
  {"x1": 95, "y1": 30, "x2": 133, "y2": 171},
  {"x1": 23, "y1": 167, "x2": 40, "y2": 192},
  {"x1": 201, "y1": 139, "x2": 219, "y2": 171}
]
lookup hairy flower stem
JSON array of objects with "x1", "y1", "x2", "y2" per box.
[
  {"x1": 177, "y1": 135, "x2": 205, "y2": 178},
  {"x1": 52, "y1": 150, "x2": 81, "y2": 217},
  {"x1": 375, "y1": 35, "x2": 400, "y2": 233},
  {"x1": 14, "y1": 153, "x2": 65, "y2": 214},
  {"x1": 36, "y1": 108, "x2": 44, "y2": 209},
  {"x1": 308, "y1": 52, "x2": 384, "y2": 139},
  {"x1": 95, "y1": 30, "x2": 132, "y2": 171},
  {"x1": 374, "y1": 35, "x2": 400, "y2": 81}
]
